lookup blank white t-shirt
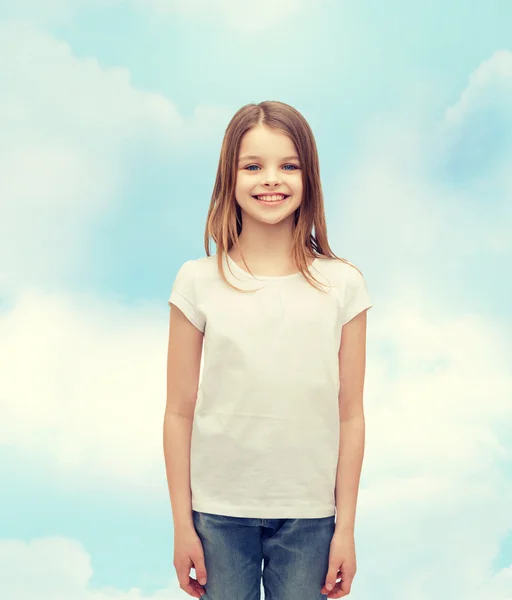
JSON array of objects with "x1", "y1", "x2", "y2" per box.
[{"x1": 168, "y1": 252, "x2": 373, "y2": 519}]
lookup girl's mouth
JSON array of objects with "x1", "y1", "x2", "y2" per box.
[{"x1": 252, "y1": 195, "x2": 290, "y2": 206}]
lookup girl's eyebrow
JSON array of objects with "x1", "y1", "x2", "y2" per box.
[{"x1": 238, "y1": 155, "x2": 300, "y2": 162}]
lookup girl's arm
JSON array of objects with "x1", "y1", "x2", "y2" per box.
[
  {"x1": 334, "y1": 309, "x2": 369, "y2": 534},
  {"x1": 163, "y1": 304, "x2": 204, "y2": 533}
]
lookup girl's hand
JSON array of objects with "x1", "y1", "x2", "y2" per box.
[
  {"x1": 320, "y1": 530, "x2": 357, "y2": 598},
  {"x1": 173, "y1": 526, "x2": 208, "y2": 598}
]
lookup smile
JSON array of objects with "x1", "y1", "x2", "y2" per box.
[{"x1": 252, "y1": 195, "x2": 290, "y2": 204}]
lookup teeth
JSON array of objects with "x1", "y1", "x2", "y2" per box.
[{"x1": 256, "y1": 195, "x2": 287, "y2": 202}]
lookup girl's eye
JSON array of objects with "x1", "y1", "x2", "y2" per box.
[{"x1": 245, "y1": 164, "x2": 299, "y2": 171}]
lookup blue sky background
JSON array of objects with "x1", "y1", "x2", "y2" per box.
[{"x1": 1, "y1": 1, "x2": 511, "y2": 599}]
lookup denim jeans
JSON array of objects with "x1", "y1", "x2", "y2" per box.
[{"x1": 192, "y1": 510, "x2": 335, "y2": 600}]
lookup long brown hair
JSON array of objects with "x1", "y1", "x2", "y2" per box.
[{"x1": 204, "y1": 100, "x2": 361, "y2": 293}]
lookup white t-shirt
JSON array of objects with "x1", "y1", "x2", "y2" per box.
[{"x1": 168, "y1": 252, "x2": 373, "y2": 519}]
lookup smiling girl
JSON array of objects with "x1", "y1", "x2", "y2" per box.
[{"x1": 164, "y1": 100, "x2": 373, "y2": 600}]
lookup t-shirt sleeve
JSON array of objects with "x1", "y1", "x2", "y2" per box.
[
  {"x1": 168, "y1": 261, "x2": 206, "y2": 333},
  {"x1": 341, "y1": 265, "x2": 374, "y2": 326}
]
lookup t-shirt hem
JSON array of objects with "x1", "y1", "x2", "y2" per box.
[
  {"x1": 342, "y1": 302, "x2": 373, "y2": 326},
  {"x1": 191, "y1": 500, "x2": 336, "y2": 519},
  {"x1": 169, "y1": 291, "x2": 204, "y2": 332}
]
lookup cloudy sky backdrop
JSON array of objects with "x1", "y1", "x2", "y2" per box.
[{"x1": 1, "y1": 1, "x2": 511, "y2": 599}]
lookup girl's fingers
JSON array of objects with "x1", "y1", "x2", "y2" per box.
[{"x1": 191, "y1": 578, "x2": 206, "y2": 597}]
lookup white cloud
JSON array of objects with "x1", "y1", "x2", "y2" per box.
[
  {"x1": 0, "y1": 537, "x2": 182, "y2": 599},
  {"x1": 134, "y1": 0, "x2": 336, "y2": 31},
  {"x1": 337, "y1": 51, "x2": 512, "y2": 265},
  {"x1": 0, "y1": 20, "x2": 230, "y2": 297},
  {"x1": 443, "y1": 50, "x2": 512, "y2": 127},
  {"x1": 2, "y1": 0, "x2": 335, "y2": 31},
  {"x1": 0, "y1": 289, "x2": 167, "y2": 491},
  {"x1": 0, "y1": 0, "x2": 122, "y2": 26},
  {"x1": 429, "y1": 50, "x2": 512, "y2": 256}
]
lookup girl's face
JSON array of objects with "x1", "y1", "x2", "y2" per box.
[{"x1": 234, "y1": 125, "x2": 303, "y2": 227}]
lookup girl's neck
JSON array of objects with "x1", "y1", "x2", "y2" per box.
[{"x1": 228, "y1": 240, "x2": 315, "y2": 278}]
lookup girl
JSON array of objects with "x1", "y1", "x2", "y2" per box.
[{"x1": 164, "y1": 101, "x2": 373, "y2": 600}]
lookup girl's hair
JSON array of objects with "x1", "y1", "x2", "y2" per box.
[{"x1": 204, "y1": 100, "x2": 361, "y2": 293}]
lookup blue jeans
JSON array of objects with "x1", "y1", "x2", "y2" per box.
[{"x1": 192, "y1": 510, "x2": 335, "y2": 600}]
